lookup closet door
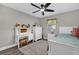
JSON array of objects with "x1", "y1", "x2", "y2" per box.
[{"x1": 35, "y1": 27, "x2": 42, "y2": 41}]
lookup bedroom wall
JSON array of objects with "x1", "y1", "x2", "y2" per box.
[
  {"x1": 0, "y1": 4, "x2": 40, "y2": 48},
  {"x1": 40, "y1": 10, "x2": 79, "y2": 39}
]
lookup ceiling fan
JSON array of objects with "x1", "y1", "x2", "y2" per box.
[{"x1": 31, "y1": 3, "x2": 55, "y2": 16}]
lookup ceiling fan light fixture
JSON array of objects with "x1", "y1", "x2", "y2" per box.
[
  {"x1": 40, "y1": 9, "x2": 44, "y2": 12},
  {"x1": 31, "y1": 3, "x2": 54, "y2": 16}
]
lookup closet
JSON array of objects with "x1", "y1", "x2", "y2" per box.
[{"x1": 33, "y1": 26, "x2": 42, "y2": 41}]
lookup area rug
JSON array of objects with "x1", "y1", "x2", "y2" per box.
[{"x1": 19, "y1": 40, "x2": 48, "y2": 55}]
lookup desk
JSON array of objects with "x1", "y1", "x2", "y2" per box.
[{"x1": 16, "y1": 32, "x2": 34, "y2": 48}]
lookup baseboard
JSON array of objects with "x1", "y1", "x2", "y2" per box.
[
  {"x1": 0, "y1": 44, "x2": 17, "y2": 51},
  {"x1": 44, "y1": 37, "x2": 47, "y2": 40}
]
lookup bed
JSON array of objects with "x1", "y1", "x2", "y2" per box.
[
  {"x1": 53, "y1": 34, "x2": 79, "y2": 47},
  {"x1": 48, "y1": 26, "x2": 79, "y2": 55},
  {"x1": 48, "y1": 41, "x2": 79, "y2": 55},
  {"x1": 48, "y1": 34, "x2": 79, "y2": 55}
]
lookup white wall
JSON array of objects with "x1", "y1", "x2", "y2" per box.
[
  {"x1": 40, "y1": 10, "x2": 79, "y2": 39},
  {"x1": 0, "y1": 5, "x2": 39, "y2": 48}
]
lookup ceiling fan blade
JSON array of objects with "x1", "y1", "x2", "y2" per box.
[
  {"x1": 42, "y1": 12, "x2": 44, "y2": 16},
  {"x1": 32, "y1": 10, "x2": 40, "y2": 13},
  {"x1": 41, "y1": 4, "x2": 44, "y2": 8},
  {"x1": 44, "y1": 3, "x2": 51, "y2": 8},
  {"x1": 45, "y1": 9, "x2": 54, "y2": 12},
  {"x1": 31, "y1": 3, "x2": 41, "y2": 9}
]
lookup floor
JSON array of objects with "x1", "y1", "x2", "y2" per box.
[
  {"x1": 1, "y1": 40, "x2": 79, "y2": 55},
  {"x1": 0, "y1": 39, "x2": 47, "y2": 55},
  {"x1": 0, "y1": 40, "x2": 35, "y2": 55},
  {"x1": 0, "y1": 46, "x2": 23, "y2": 55},
  {"x1": 19, "y1": 40, "x2": 48, "y2": 55}
]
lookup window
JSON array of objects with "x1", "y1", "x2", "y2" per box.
[{"x1": 47, "y1": 18, "x2": 57, "y2": 33}]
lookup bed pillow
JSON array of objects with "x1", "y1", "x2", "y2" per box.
[{"x1": 71, "y1": 28, "x2": 79, "y2": 37}]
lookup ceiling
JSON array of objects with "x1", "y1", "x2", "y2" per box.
[{"x1": 1, "y1": 3, "x2": 79, "y2": 18}]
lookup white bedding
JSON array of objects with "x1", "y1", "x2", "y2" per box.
[{"x1": 48, "y1": 41, "x2": 79, "y2": 55}]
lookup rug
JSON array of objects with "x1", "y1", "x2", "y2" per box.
[{"x1": 19, "y1": 40, "x2": 48, "y2": 55}]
